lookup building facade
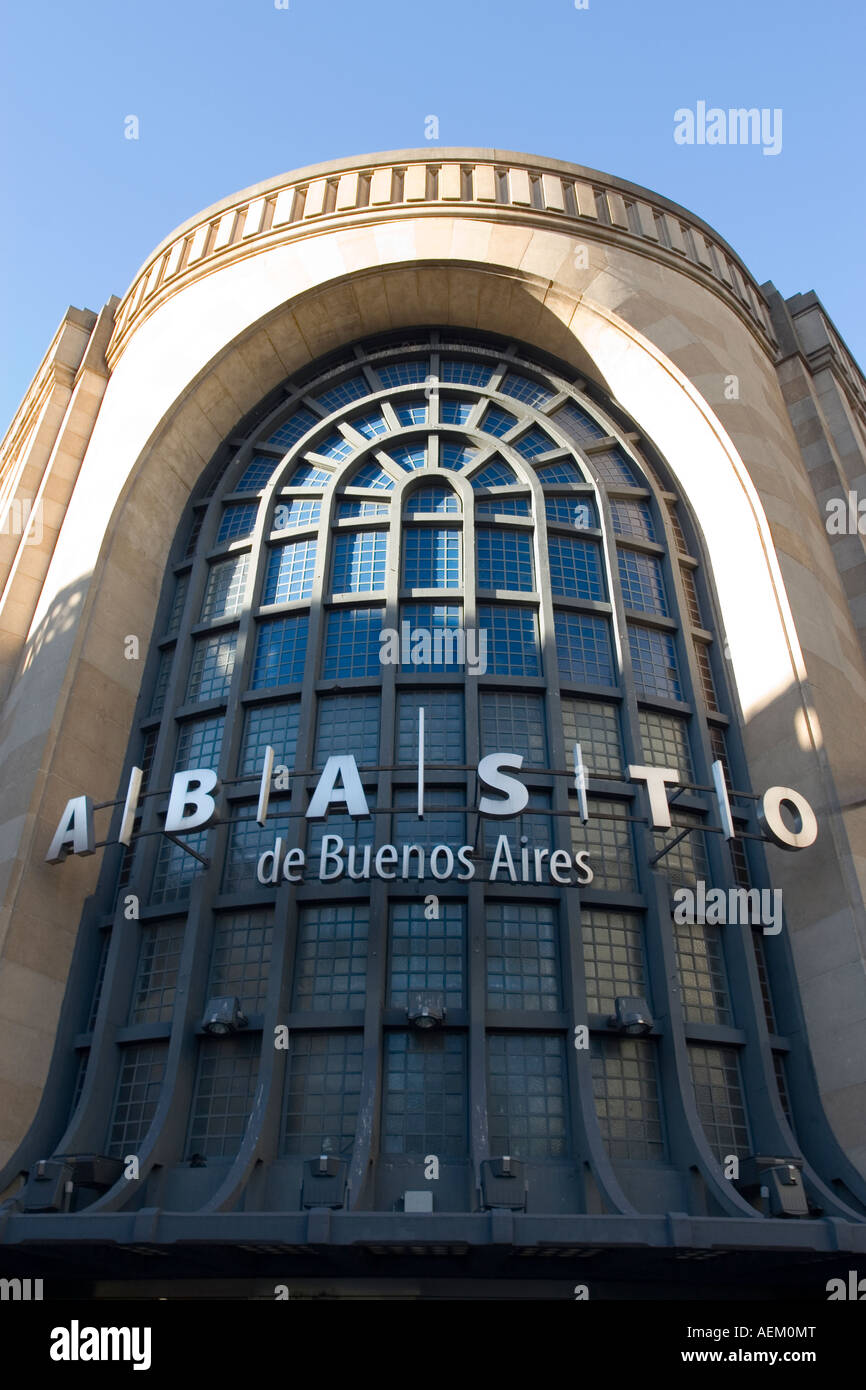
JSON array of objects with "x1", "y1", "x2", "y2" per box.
[{"x1": 1, "y1": 149, "x2": 866, "y2": 1297}]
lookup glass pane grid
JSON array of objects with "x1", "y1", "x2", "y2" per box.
[
  {"x1": 351, "y1": 462, "x2": 394, "y2": 491},
  {"x1": 209, "y1": 911, "x2": 274, "y2": 1014},
  {"x1": 252, "y1": 615, "x2": 309, "y2": 689},
  {"x1": 477, "y1": 604, "x2": 540, "y2": 676},
  {"x1": 239, "y1": 701, "x2": 299, "y2": 776},
  {"x1": 548, "y1": 535, "x2": 605, "y2": 600},
  {"x1": 688, "y1": 1044, "x2": 750, "y2": 1160},
  {"x1": 471, "y1": 459, "x2": 517, "y2": 489},
  {"x1": 222, "y1": 804, "x2": 291, "y2": 896},
  {"x1": 610, "y1": 498, "x2": 656, "y2": 542},
  {"x1": 404, "y1": 528, "x2": 461, "y2": 589},
  {"x1": 315, "y1": 692, "x2": 380, "y2": 766},
  {"x1": 591, "y1": 1036, "x2": 666, "y2": 1160},
  {"x1": 266, "y1": 408, "x2": 318, "y2": 448},
  {"x1": 479, "y1": 691, "x2": 547, "y2": 766},
  {"x1": 552, "y1": 400, "x2": 607, "y2": 446},
  {"x1": 582, "y1": 909, "x2": 646, "y2": 1015},
  {"x1": 201, "y1": 554, "x2": 250, "y2": 623},
  {"x1": 389, "y1": 901, "x2": 465, "y2": 1008},
  {"x1": 561, "y1": 698, "x2": 624, "y2": 778},
  {"x1": 175, "y1": 716, "x2": 224, "y2": 775},
  {"x1": 486, "y1": 903, "x2": 560, "y2": 1011},
  {"x1": 282, "y1": 1032, "x2": 363, "y2": 1156},
  {"x1": 487, "y1": 1033, "x2": 569, "y2": 1159},
  {"x1": 400, "y1": 604, "x2": 462, "y2": 673},
  {"x1": 555, "y1": 611, "x2": 613, "y2": 686},
  {"x1": 406, "y1": 486, "x2": 459, "y2": 514},
  {"x1": 575, "y1": 798, "x2": 636, "y2": 892},
  {"x1": 187, "y1": 1034, "x2": 260, "y2": 1159},
  {"x1": 618, "y1": 549, "x2": 668, "y2": 616},
  {"x1": 187, "y1": 631, "x2": 237, "y2": 703},
  {"x1": 217, "y1": 502, "x2": 258, "y2": 544},
  {"x1": 397, "y1": 690, "x2": 464, "y2": 764},
  {"x1": 546, "y1": 496, "x2": 596, "y2": 528},
  {"x1": 151, "y1": 829, "x2": 208, "y2": 904},
  {"x1": 628, "y1": 625, "x2": 682, "y2": 701},
  {"x1": 638, "y1": 709, "x2": 693, "y2": 780},
  {"x1": 275, "y1": 499, "x2": 321, "y2": 530},
  {"x1": 332, "y1": 531, "x2": 388, "y2": 593},
  {"x1": 236, "y1": 455, "x2": 278, "y2": 492},
  {"x1": 322, "y1": 607, "x2": 383, "y2": 678},
  {"x1": 108, "y1": 1044, "x2": 167, "y2": 1156},
  {"x1": 500, "y1": 372, "x2": 554, "y2": 408},
  {"x1": 382, "y1": 1032, "x2": 467, "y2": 1156},
  {"x1": 293, "y1": 904, "x2": 369, "y2": 1011},
  {"x1": 262, "y1": 539, "x2": 317, "y2": 604},
  {"x1": 675, "y1": 921, "x2": 732, "y2": 1025}
]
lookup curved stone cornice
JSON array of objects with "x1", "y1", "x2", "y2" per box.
[{"x1": 107, "y1": 148, "x2": 777, "y2": 367}]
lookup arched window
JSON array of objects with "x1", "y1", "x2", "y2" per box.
[{"x1": 50, "y1": 329, "x2": 843, "y2": 1220}]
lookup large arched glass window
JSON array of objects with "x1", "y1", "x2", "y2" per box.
[{"x1": 59, "y1": 328, "x2": 831, "y2": 1219}]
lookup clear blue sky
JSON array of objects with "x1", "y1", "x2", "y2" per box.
[{"x1": 1, "y1": 0, "x2": 862, "y2": 428}]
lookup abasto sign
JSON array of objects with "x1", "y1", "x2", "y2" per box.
[{"x1": 44, "y1": 708, "x2": 819, "y2": 887}]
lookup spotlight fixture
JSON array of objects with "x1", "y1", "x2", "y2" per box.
[
  {"x1": 201, "y1": 996, "x2": 248, "y2": 1036},
  {"x1": 407, "y1": 990, "x2": 445, "y2": 1030},
  {"x1": 608, "y1": 996, "x2": 653, "y2": 1036}
]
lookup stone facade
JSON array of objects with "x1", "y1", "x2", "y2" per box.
[{"x1": 0, "y1": 148, "x2": 864, "y2": 1185}]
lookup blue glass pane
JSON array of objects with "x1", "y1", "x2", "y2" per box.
[
  {"x1": 350, "y1": 462, "x2": 394, "y2": 491},
  {"x1": 274, "y1": 500, "x2": 321, "y2": 530},
  {"x1": 440, "y1": 360, "x2": 492, "y2": 386},
  {"x1": 537, "y1": 460, "x2": 583, "y2": 484},
  {"x1": 513, "y1": 428, "x2": 555, "y2": 460},
  {"x1": 440, "y1": 399, "x2": 473, "y2": 424},
  {"x1": 545, "y1": 496, "x2": 596, "y2": 527},
  {"x1": 500, "y1": 372, "x2": 555, "y2": 408},
  {"x1": 266, "y1": 408, "x2": 318, "y2": 449},
  {"x1": 332, "y1": 531, "x2": 388, "y2": 593},
  {"x1": 336, "y1": 500, "x2": 390, "y2": 518},
  {"x1": 477, "y1": 605, "x2": 540, "y2": 676},
  {"x1": 314, "y1": 433, "x2": 353, "y2": 462},
  {"x1": 440, "y1": 443, "x2": 478, "y2": 471},
  {"x1": 618, "y1": 549, "x2": 668, "y2": 616},
  {"x1": 288, "y1": 464, "x2": 332, "y2": 487},
  {"x1": 471, "y1": 459, "x2": 517, "y2": 489},
  {"x1": 323, "y1": 608, "x2": 385, "y2": 678},
  {"x1": 315, "y1": 376, "x2": 368, "y2": 412},
  {"x1": 475, "y1": 496, "x2": 531, "y2": 517},
  {"x1": 629, "y1": 625, "x2": 682, "y2": 700},
  {"x1": 403, "y1": 529, "x2": 461, "y2": 588},
  {"x1": 548, "y1": 536, "x2": 605, "y2": 600},
  {"x1": 400, "y1": 604, "x2": 462, "y2": 673},
  {"x1": 236, "y1": 455, "x2": 278, "y2": 492},
  {"x1": 251, "y1": 616, "x2": 309, "y2": 688},
  {"x1": 389, "y1": 444, "x2": 427, "y2": 472},
  {"x1": 378, "y1": 361, "x2": 429, "y2": 387},
  {"x1": 406, "y1": 486, "x2": 460, "y2": 514},
  {"x1": 394, "y1": 403, "x2": 428, "y2": 426},
  {"x1": 480, "y1": 406, "x2": 518, "y2": 438},
  {"x1": 477, "y1": 529, "x2": 534, "y2": 591},
  {"x1": 554, "y1": 612, "x2": 614, "y2": 686},
  {"x1": 262, "y1": 539, "x2": 317, "y2": 604},
  {"x1": 217, "y1": 502, "x2": 258, "y2": 544},
  {"x1": 351, "y1": 411, "x2": 388, "y2": 439}
]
